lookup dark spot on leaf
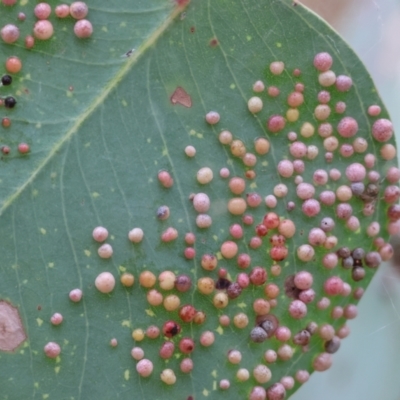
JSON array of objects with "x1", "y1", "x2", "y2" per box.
[
  {"x1": 37, "y1": 305, "x2": 41, "y2": 311},
  {"x1": 190, "y1": 26, "x2": 195, "y2": 33},
  {"x1": 170, "y1": 87, "x2": 192, "y2": 108},
  {"x1": 209, "y1": 38, "x2": 218, "y2": 47},
  {"x1": 215, "y1": 277, "x2": 231, "y2": 290}
]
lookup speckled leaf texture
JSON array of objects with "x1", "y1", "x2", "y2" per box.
[{"x1": 0, "y1": 0, "x2": 398, "y2": 399}]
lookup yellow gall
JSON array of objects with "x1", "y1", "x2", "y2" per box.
[
  {"x1": 230, "y1": 140, "x2": 246, "y2": 157},
  {"x1": 353, "y1": 137, "x2": 368, "y2": 153},
  {"x1": 158, "y1": 271, "x2": 176, "y2": 290},
  {"x1": 318, "y1": 70, "x2": 336, "y2": 87},
  {"x1": 120, "y1": 272, "x2": 135, "y2": 287},
  {"x1": 236, "y1": 368, "x2": 250, "y2": 382},
  {"x1": 286, "y1": 108, "x2": 299, "y2": 122},
  {"x1": 139, "y1": 271, "x2": 156, "y2": 288},
  {"x1": 300, "y1": 122, "x2": 315, "y2": 138},
  {"x1": 227, "y1": 198, "x2": 247, "y2": 215},
  {"x1": 160, "y1": 369, "x2": 176, "y2": 385},
  {"x1": 248, "y1": 96, "x2": 263, "y2": 113},
  {"x1": 213, "y1": 292, "x2": 229, "y2": 309},
  {"x1": 273, "y1": 184, "x2": 288, "y2": 198},
  {"x1": 380, "y1": 144, "x2": 396, "y2": 160},
  {"x1": 163, "y1": 294, "x2": 180, "y2": 311},
  {"x1": 278, "y1": 219, "x2": 296, "y2": 238},
  {"x1": 314, "y1": 104, "x2": 331, "y2": 121},
  {"x1": 197, "y1": 277, "x2": 215, "y2": 294},
  {"x1": 132, "y1": 329, "x2": 145, "y2": 341},
  {"x1": 254, "y1": 138, "x2": 270, "y2": 155},
  {"x1": 233, "y1": 312, "x2": 249, "y2": 329},
  {"x1": 197, "y1": 167, "x2": 213, "y2": 184}
]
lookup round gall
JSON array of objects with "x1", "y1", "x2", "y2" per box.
[
  {"x1": 98, "y1": 243, "x2": 113, "y2": 258},
  {"x1": 74, "y1": 19, "x2": 93, "y2": 38},
  {"x1": 95, "y1": 272, "x2": 115, "y2": 293},
  {"x1": 33, "y1": 20, "x2": 54, "y2": 40},
  {"x1": 70, "y1": 1, "x2": 88, "y2": 19}
]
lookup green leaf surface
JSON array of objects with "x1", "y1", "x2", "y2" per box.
[{"x1": 0, "y1": 0, "x2": 397, "y2": 399}]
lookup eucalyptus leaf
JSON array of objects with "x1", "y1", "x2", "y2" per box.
[{"x1": 0, "y1": 0, "x2": 398, "y2": 399}]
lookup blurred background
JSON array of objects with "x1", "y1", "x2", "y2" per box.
[{"x1": 292, "y1": 0, "x2": 400, "y2": 399}]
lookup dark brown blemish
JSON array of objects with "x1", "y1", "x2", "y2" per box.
[
  {"x1": 209, "y1": 38, "x2": 218, "y2": 47},
  {"x1": 37, "y1": 305, "x2": 42, "y2": 311},
  {"x1": 187, "y1": 396, "x2": 194, "y2": 400},
  {"x1": 170, "y1": 87, "x2": 192, "y2": 108},
  {"x1": 284, "y1": 275, "x2": 301, "y2": 299},
  {"x1": 190, "y1": 26, "x2": 195, "y2": 33},
  {"x1": 215, "y1": 277, "x2": 231, "y2": 290},
  {"x1": 256, "y1": 314, "x2": 279, "y2": 338},
  {"x1": 0, "y1": 301, "x2": 26, "y2": 351}
]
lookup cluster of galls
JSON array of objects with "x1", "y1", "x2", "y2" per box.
[
  {"x1": 337, "y1": 246, "x2": 382, "y2": 282},
  {"x1": 253, "y1": 212, "x2": 295, "y2": 262}
]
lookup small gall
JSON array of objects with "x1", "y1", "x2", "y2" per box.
[
  {"x1": 44, "y1": 342, "x2": 61, "y2": 358},
  {"x1": 55, "y1": 4, "x2": 70, "y2": 18},
  {"x1": 70, "y1": 2, "x2": 89, "y2": 19},
  {"x1": 158, "y1": 170, "x2": 173, "y2": 188},
  {"x1": 97, "y1": 243, "x2": 113, "y2": 258},
  {"x1": 160, "y1": 368, "x2": 176, "y2": 385},
  {"x1": 184, "y1": 145, "x2": 196, "y2": 157},
  {"x1": 74, "y1": 19, "x2": 93, "y2": 39},
  {"x1": 136, "y1": 359, "x2": 153, "y2": 378},
  {"x1": 5, "y1": 56, "x2": 22, "y2": 74},
  {"x1": 313, "y1": 52, "x2": 333, "y2": 72},
  {"x1": 1, "y1": 24, "x2": 19, "y2": 44},
  {"x1": 120, "y1": 272, "x2": 134, "y2": 287},
  {"x1": 205, "y1": 111, "x2": 220, "y2": 124},
  {"x1": 95, "y1": 272, "x2": 115, "y2": 294},
  {"x1": 248, "y1": 96, "x2": 263, "y2": 113},
  {"x1": 197, "y1": 167, "x2": 213, "y2": 184},
  {"x1": 69, "y1": 288, "x2": 83, "y2": 302},
  {"x1": 161, "y1": 227, "x2": 178, "y2": 242},
  {"x1": 50, "y1": 313, "x2": 63, "y2": 325},
  {"x1": 128, "y1": 227, "x2": 144, "y2": 243},
  {"x1": 34, "y1": 3, "x2": 52, "y2": 20},
  {"x1": 270, "y1": 61, "x2": 285, "y2": 75},
  {"x1": 33, "y1": 20, "x2": 54, "y2": 40},
  {"x1": 92, "y1": 226, "x2": 108, "y2": 242}
]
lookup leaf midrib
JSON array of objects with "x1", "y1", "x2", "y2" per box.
[{"x1": 0, "y1": 3, "x2": 189, "y2": 218}]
